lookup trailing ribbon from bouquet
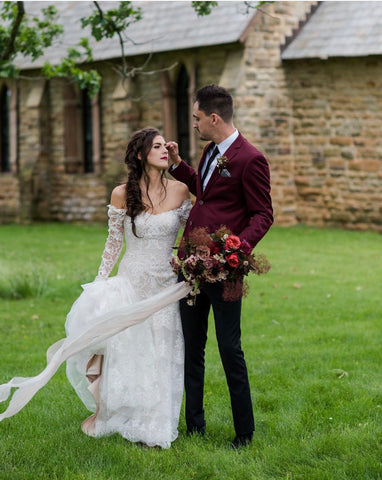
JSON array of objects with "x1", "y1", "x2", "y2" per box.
[{"x1": 171, "y1": 226, "x2": 271, "y2": 304}]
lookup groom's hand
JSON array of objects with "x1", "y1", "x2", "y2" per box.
[{"x1": 166, "y1": 141, "x2": 182, "y2": 167}]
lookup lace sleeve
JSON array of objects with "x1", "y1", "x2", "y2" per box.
[
  {"x1": 178, "y1": 199, "x2": 193, "y2": 229},
  {"x1": 95, "y1": 205, "x2": 126, "y2": 280}
]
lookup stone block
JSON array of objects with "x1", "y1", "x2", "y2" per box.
[
  {"x1": 329, "y1": 159, "x2": 346, "y2": 170},
  {"x1": 341, "y1": 149, "x2": 354, "y2": 160},
  {"x1": 297, "y1": 186, "x2": 321, "y2": 197},
  {"x1": 363, "y1": 160, "x2": 381, "y2": 172},
  {"x1": 295, "y1": 176, "x2": 311, "y2": 186},
  {"x1": 330, "y1": 136, "x2": 352, "y2": 146},
  {"x1": 348, "y1": 160, "x2": 363, "y2": 171}
]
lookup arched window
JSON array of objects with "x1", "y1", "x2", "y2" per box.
[
  {"x1": 0, "y1": 85, "x2": 10, "y2": 172},
  {"x1": 63, "y1": 83, "x2": 82, "y2": 173},
  {"x1": 63, "y1": 85, "x2": 101, "y2": 174},
  {"x1": 82, "y1": 88, "x2": 94, "y2": 173},
  {"x1": 176, "y1": 65, "x2": 190, "y2": 164}
]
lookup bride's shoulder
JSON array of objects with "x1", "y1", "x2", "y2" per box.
[
  {"x1": 110, "y1": 184, "x2": 126, "y2": 209},
  {"x1": 167, "y1": 179, "x2": 189, "y2": 201}
]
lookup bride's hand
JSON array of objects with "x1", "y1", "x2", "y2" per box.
[{"x1": 166, "y1": 141, "x2": 181, "y2": 166}]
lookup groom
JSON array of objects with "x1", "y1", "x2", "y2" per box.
[{"x1": 167, "y1": 84, "x2": 273, "y2": 448}]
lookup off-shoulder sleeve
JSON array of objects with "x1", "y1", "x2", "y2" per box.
[
  {"x1": 95, "y1": 205, "x2": 126, "y2": 280},
  {"x1": 178, "y1": 199, "x2": 193, "y2": 229}
]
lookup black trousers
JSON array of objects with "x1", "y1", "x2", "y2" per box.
[{"x1": 180, "y1": 279, "x2": 254, "y2": 436}]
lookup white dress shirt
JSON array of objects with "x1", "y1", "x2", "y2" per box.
[{"x1": 200, "y1": 129, "x2": 239, "y2": 190}]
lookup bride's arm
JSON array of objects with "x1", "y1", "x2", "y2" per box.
[
  {"x1": 95, "y1": 186, "x2": 126, "y2": 281},
  {"x1": 175, "y1": 182, "x2": 192, "y2": 229}
]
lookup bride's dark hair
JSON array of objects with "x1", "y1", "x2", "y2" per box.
[{"x1": 124, "y1": 127, "x2": 167, "y2": 237}]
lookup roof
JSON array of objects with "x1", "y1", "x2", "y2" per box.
[
  {"x1": 282, "y1": 1, "x2": 382, "y2": 60},
  {"x1": 14, "y1": 1, "x2": 256, "y2": 69}
]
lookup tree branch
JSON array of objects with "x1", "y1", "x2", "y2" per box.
[
  {"x1": 1, "y1": 1, "x2": 25, "y2": 61},
  {"x1": 93, "y1": 1, "x2": 104, "y2": 20}
]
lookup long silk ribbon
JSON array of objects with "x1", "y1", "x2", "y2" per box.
[{"x1": 0, "y1": 281, "x2": 191, "y2": 421}]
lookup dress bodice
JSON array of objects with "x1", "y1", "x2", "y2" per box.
[{"x1": 117, "y1": 200, "x2": 192, "y2": 298}]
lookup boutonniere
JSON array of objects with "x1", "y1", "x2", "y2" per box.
[{"x1": 216, "y1": 156, "x2": 231, "y2": 177}]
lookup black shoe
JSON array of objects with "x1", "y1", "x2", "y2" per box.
[
  {"x1": 186, "y1": 425, "x2": 206, "y2": 436},
  {"x1": 231, "y1": 434, "x2": 253, "y2": 449}
]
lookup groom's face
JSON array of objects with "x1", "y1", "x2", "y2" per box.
[{"x1": 192, "y1": 101, "x2": 213, "y2": 141}]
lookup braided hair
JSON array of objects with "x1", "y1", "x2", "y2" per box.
[{"x1": 124, "y1": 127, "x2": 167, "y2": 237}]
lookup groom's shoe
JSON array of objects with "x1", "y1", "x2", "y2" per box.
[
  {"x1": 186, "y1": 424, "x2": 206, "y2": 436},
  {"x1": 230, "y1": 433, "x2": 253, "y2": 449}
]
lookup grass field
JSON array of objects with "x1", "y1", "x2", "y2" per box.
[{"x1": 0, "y1": 223, "x2": 381, "y2": 480}]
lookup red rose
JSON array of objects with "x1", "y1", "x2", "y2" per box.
[
  {"x1": 226, "y1": 253, "x2": 240, "y2": 268},
  {"x1": 225, "y1": 235, "x2": 241, "y2": 250}
]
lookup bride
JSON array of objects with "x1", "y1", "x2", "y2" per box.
[{"x1": 0, "y1": 127, "x2": 192, "y2": 449}]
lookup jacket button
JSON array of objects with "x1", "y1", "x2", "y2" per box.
[{"x1": 199, "y1": 200, "x2": 204, "y2": 205}]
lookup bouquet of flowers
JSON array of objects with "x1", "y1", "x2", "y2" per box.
[{"x1": 171, "y1": 226, "x2": 271, "y2": 304}]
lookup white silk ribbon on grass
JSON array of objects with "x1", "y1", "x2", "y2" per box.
[{"x1": 0, "y1": 281, "x2": 191, "y2": 422}]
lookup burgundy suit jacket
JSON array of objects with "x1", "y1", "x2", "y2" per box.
[{"x1": 170, "y1": 132, "x2": 273, "y2": 249}]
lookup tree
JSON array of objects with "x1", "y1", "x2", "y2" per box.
[
  {"x1": 0, "y1": 1, "x2": 267, "y2": 97},
  {"x1": 0, "y1": 1, "x2": 144, "y2": 97}
]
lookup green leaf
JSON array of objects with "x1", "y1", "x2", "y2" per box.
[
  {"x1": 191, "y1": 1, "x2": 218, "y2": 16},
  {"x1": 81, "y1": 1, "x2": 142, "y2": 41}
]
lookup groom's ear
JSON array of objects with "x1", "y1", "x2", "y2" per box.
[{"x1": 210, "y1": 113, "x2": 219, "y2": 125}]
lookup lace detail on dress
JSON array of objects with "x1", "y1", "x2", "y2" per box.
[
  {"x1": 178, "y1": 198, "x2": 192, "y2": 229},
  {"x1": 95, "y1": 205, "x2": 126, "y2": 280}
]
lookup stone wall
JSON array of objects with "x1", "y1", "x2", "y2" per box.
[
  {"x1": 284, "y1": 57, "x2": 382, "y2": 231},
  {"x1": 232, "y1": 1, "x2": 317, "y2": 226},
  {"x1": 0, "y1": 175, "x2": 20, "y2": 222}
]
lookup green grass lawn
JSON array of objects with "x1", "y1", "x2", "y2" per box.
[{"x1": 0, "y1": 223, "x2": 381, "y2": 480}]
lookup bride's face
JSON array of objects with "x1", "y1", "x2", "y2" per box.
[{"x1": 146, "y1": 135, "x2": 168, "y2": 171}]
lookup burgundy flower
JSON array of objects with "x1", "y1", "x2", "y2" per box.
[
  {"x1": 210, "y1": 241, "x2": 221, "y2": 255},
  {"x1": 240, "y1": 239, "x2": 252, "y2": 256}
]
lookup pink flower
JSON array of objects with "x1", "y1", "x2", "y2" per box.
[
  {"x1": 185, "y1": 255, "x2": 197, "y2": 266},
  {"x1": 226, "y1": 253, "x2": 240, "y2": 268},
  {"x1": 225, "y1": 235, "x2": 241, "y2": 251},
  {"x1": 184, "y1": 255, "x2": 198, "y2": 275},
  {"x1": 196, "y1": 245, "x2": 210, "y2": 260},
  {"x1": 240, "y1": 239, "x2": 252, "y2": 256},
  {"x1": 203, "y1": 258, "x2": 214, "y2": 270}
]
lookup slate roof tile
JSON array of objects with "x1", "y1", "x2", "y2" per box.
[
  {"x1": 11, "y1": 1, "x2": 255, "y2": 69},
  {"x1": 282, "y1": 1, "x2": 382, "y2": 60}
]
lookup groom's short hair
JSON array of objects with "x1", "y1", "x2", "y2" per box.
[{"x1": 195, "y1": 84, "x2": 233, "y2": 123}]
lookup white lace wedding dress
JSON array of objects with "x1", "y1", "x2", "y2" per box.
[
  {"x1": 66, "y1": 199, "x2": 191, "y2": 448},
  {"x1": 0, "y1": 200, "x2": 192, "y2": 449}
]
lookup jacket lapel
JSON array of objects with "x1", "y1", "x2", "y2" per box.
[{"x1": 201, "y1": 134, "x2": 243, "y2": 197}]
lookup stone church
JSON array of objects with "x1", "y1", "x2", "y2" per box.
[{"x1": 0, "y1": 1, "x2": 381, "y2": 232}]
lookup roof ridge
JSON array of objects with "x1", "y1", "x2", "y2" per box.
[{"x1": 280, "y1": 1, "x2": 322, "y2": 54}]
